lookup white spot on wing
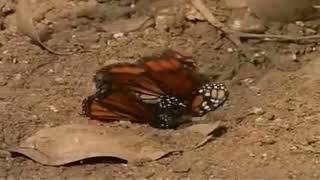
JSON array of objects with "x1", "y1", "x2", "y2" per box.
[
  {"x1": 202, "y1": 101, "x2": 208, "y2": 107},
  {"x1": 204, "y1": 105, "x2": 210, "y2": 110}
]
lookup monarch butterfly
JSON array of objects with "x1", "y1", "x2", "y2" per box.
[
  {"x1": 82, "y1": 49, "x2": 228, "y2": 128},
  {"x1": 82, "y1": 89, "x2": 188, "y2": 129},
  {"x1": 94, "y1": 49, "x2": 200, "y2": 101}
]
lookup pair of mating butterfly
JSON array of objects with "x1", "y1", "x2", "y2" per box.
[{"x1": 82, "y1": 49, "x2": 228, "y2": 129}]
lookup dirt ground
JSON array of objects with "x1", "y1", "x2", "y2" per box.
[{"x1": 1, "y1": 0, "x2": 320, "y2": 179}]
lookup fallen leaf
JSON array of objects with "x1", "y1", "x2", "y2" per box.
[
  {"x1": 4, "y1": 124, "x2": 178, "y2": 166},
  {"x1": 16, "y1": 0, "x2": 72, "y2": 55},
  {"x1": 186, "y1": 121, "x2": 222, "y2": 136},
  {"x1": 185, "y1": 121, "x2": 225, "y2": 149}
]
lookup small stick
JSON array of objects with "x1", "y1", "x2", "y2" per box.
[
  {"x1": 193, "y1": 134, "x2": 215, "y2": 149},
  {"x1": 238, "y1": 33, "x2": 320, "y2": 42},
  {"x1": 293, "y1": 144, "x2": 320, "y2": 154}
]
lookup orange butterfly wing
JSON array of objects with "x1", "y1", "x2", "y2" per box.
[
  {"x1": 95, "y1": 63, "x2": 164, "y2": 99},
  {"x1": 82, "y1": 91, "x2": 154, "y2": 123},
  {"x1": 140, "y1": 52, "x2": 203, "y2": 100},
  {"x1": 191, "y1": 82, "x2": 228, "y2": 116}
]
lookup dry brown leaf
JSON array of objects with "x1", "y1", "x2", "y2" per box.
[
  {"x1": 4, "y1": 124, "x2": 178, "y2": 166},
  {"x1": 185, "y1": 121, "x2": 223, "y2": 149},
  {"x1": 16, "y1": 0, "x2": 72, "y2": 55},
  {"x1": 186, "y1": 121, "x2": 222, "y2": 136}
]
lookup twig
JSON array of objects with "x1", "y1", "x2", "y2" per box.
[
  {"x1": 293, "y1": 144, "x2": 320, "y2": 154},
  {"x1": 238, "y1": 33, "x2": 320, "y2": 42},
  {"x1": 191, "y1": 121, "x2": 223, "y2": 149},
  {"x1": 189, "y1": 0, "x2": 242, "y2": 46},
  {"x1": 313, "y1": 5, "x2": 320, "y2": 9},
  {"x1": 193, "y1": 134, "x2": 215, "y2": 149}
]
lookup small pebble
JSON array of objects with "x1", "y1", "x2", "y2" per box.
[
  {"x1": 90, "y1": 44, "x2": 101, "y2": 49},
  {"x1": 274, "y1": 117, "x2": 283, "y2": 122},
  {"x1": 0, "y1": 150, "x2": 11, "y2": 159},
  {"x1": 49, "y1": 105, "x2": 59, "y2": 113},
  {"x1": 291, "y1": 53, "x2": 297, "y2": 61},
  {"x1": 227, "y1": 48, "x2": 234, "y2": 52},
  {"x1": 12, "y1": 58, "x2": 18, "y2": 64},
  {"x1": 73, "y1": 137, "x2": 80, "y2": 143},
  {"x1": 253, "y1": 53, "x2": 261, "y2": 57},
  {"x1": 262, "y1": 153, "x2": 267, "y2": 158},
  {"x1": 113, "y1": 32, "x2": 124, "y2": 39},
  {"x1": 243, "y1": 78, "x2": 254, "y2": 85},
  {"x1": 249, "y1": 86, "x2": 261, "y2": 95},
  {"x1": 118, "y1": 120, "x2": 132, "y2": 128},
  {"x1": 264, "y1": 112, "x2": 275, "y2": 121},
  {"x1": 261, "y1": 138, "x2": 276, "y2": 145},
  {"x1": 0, "y1": 76, "x2": 7, "y2": 86},
  {"x1": 31, "y1": 115, "x2": 39, "y2": 120},
  {"x1": 171, "y1": 161, "x2": 191, "y2": 173},
  {"x1": 44, "y1": 122, "x2": 56, "y2": 128},
  {"x1": 304, "y1": 28, "x2": 317, "y2": 35},
  {"x1": 255, "y1": 116, "x2": 265, "y2": 122},
  {"x1": 250, "y1": 107, "x2": 265, "y2": 115},
  {"x1": 295, "y1": 21, "x2": 304, "y2": 27},
  {"x1": 290, "y1": 146, "x2": 298, "y2": 151},
  {"x1": 54, "y1": 77, "x2": 65, "y2": 84},
  {"x1": 14, "y1": 73, "x2": 22, "y2": 80}
]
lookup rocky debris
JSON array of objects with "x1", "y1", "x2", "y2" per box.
[
  {"x1": 249, "y1": 107, "x2": 265, "y2": 115},
  {"x1": 171, "y1": 160, "x2": 191, "y2": 173}
]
